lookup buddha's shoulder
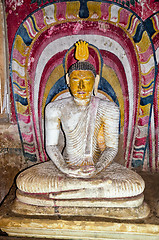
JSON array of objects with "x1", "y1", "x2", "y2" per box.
[
  {"x1": 97, "y1": 97, "x2": 119, "y2": 112},
  {"x1": 46, "y1": 97, "x2": 72, "y2": 111}
]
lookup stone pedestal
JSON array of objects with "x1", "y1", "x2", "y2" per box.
[{"x1": 12, "y1": 198, "x2": 150, "y2": 220}]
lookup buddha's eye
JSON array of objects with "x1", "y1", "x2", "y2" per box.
[{"x1": 72, "y1": 78, "x2": 79, "y2": 81}]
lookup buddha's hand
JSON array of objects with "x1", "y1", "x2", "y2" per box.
[
  {"x1": 95, "y1": 162, "x2": 104, "y2": 173},
  {"x1": 68, "y1": 165, "x2": 96, "y2": 178},
  {"x1": 95, "y1": 148, "x2": 116, "y2": 173},
  {"x1": 78, "y1": 165, "x2": 96, "y2": 178},
  {"x1": 81, "y1": 165, "x2": 95, "y2": 172}
]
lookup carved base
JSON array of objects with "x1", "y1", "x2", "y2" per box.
[
  {"x1": 12, "y1": 198, "x2": 150, "y2": 220},
  {"x1": 16, "y1": 189, "x2": 145, "y2": 208},
  {"x1": 0, "y1": 205, "x2": 157, "y2": 240},
  {"x1": 1, "y1": 172, "x2": 158, "y2": 240},
  {"x1": 1, "y1": 180, "x2": 157, "y2": 240}
]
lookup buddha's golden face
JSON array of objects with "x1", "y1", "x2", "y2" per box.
[{"x1": 69, "y1": 70, "x2": 95, "y2": 100}]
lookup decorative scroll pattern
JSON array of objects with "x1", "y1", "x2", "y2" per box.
[{"x1": 10, "y1": 1, "x2": 158, "y2": 170}]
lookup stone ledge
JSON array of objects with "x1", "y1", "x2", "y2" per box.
[{"x1": 0, "y1": 213, "x2": 159, "y2": 240}]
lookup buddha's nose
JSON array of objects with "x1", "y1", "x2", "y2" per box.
[{"x1": 79, "y1": 79, "x2": 85, "y2": 89}]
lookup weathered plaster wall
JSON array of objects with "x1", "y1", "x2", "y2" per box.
[
  {"x1": 0, "y1": 0, "x2": 23, "y2": 204},
  {"x1": 0, "y1": 123, "x2": 22, "y2": 203}
]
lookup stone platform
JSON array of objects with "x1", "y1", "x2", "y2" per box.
[{"x1": 0, "y1": 172, "x2": 159, "y2": 239}]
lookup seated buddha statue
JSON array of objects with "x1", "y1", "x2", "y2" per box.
[{"x1": 14, "y1": 41, "x2": 150, "y2": 219}]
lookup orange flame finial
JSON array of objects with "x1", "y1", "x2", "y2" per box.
[{"x1": 75, "y1": 40, "x2": 89, "y2": 61}]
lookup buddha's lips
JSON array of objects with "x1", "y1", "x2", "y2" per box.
[{"x1": 77, "y1": 91, "x2": 86, "y2": 94}]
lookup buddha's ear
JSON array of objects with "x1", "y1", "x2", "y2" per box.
[
  {"x1": 94, "y1": 74, "x2": 100, "y2": 96},
  {"x1": 66, "y1": 73, "x2": 70, "y2": 86}
]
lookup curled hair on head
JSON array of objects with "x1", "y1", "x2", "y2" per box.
[{"x1": 68, "y1": 61, "x2": 96, "y2": 77}]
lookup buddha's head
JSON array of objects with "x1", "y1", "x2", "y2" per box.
[
  {"x1": 66, "y1": 62, "x2": 99, "y2": 102},
  {"x1": 65, "y1": 41, "x2": 100, "y2": 104}
]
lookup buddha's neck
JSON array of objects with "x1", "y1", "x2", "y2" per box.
[{"x1": 74, "y1": 97, "x2": 91, "y2": 106}]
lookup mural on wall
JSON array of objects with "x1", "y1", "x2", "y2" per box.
[{"x1": 5, "y1": 0, "x2": 159, "y2": 171}]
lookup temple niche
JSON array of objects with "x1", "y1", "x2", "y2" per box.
[{"x1": 0, "y1": 0, "x2": 159, "y2": 239}]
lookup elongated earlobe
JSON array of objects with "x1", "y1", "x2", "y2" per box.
[
  {"x1": 66, "y1": 73, "x2": 70, "y2": 87},
  {"x1": 94, "y1": 75, "x2": 100, "y2": 96}
]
